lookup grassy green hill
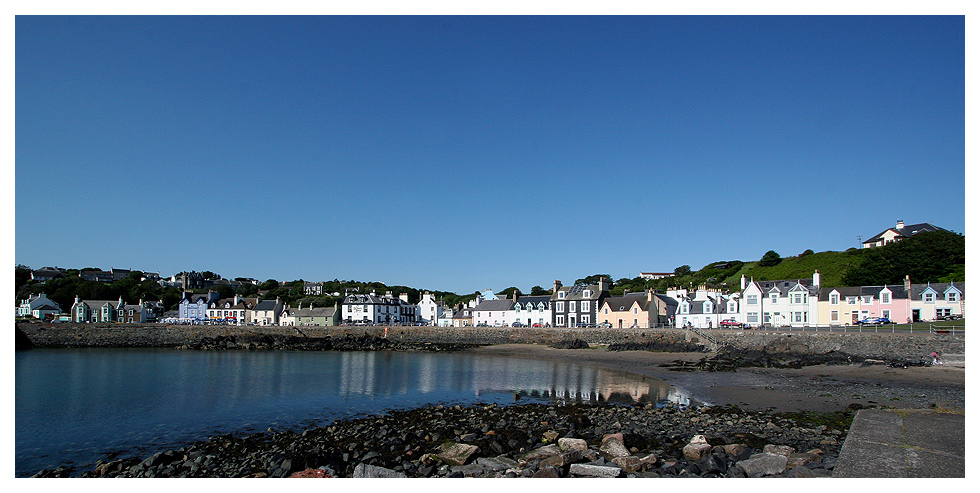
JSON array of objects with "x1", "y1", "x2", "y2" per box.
[
  {"x1": 611, "y1": 231, "x2": 964, "y2": 295},
  {"x1": 722, "y1": 249, "x2": 866, "y2": 288}
]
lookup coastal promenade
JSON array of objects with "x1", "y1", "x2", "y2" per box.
[
  {"x1": 834, "y1": 409, "x2": 965, "y2": 478},
  {"x1": 17, "y1": 321, "x2": 965, "y2": 362}
]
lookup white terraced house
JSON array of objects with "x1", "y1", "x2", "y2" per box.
[
  {"x1": 18, "y1": 293, "x2": 61, "y2": 318},
  {"x1": 508, "y1": 295, "x2": 552, "y2": 327},
  {"x1": 472, "y1": 299, "x2": 514, "y2": 327},
  {"x1": 341, "y1": 291, "x2": 418, "y2": 325},
  {"x1": 739, "y1": 271, "x2": 821, "y2": 328}
]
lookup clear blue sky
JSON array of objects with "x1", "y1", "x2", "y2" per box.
[{"x1": 15, "y1": 15, "x2": 966, "y2": 294}]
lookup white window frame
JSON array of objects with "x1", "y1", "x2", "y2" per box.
[
  {"x1": 881, "y1": 292, "x2": 891, "y2": 304},
  {"x1": 830, "y1": 293, "x2": 839, "y2": 305},
  {"x1": 581, "y1": 300, "x2": 589, "y2": 312}
]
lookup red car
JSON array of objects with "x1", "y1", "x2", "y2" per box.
[{"x1": 719, "y1": 319, "x2": 743, "y2": 328}]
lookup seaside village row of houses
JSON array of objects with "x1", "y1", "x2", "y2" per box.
[{"x1": 18, "y1": 271, "x2": 965, "y2": 329}]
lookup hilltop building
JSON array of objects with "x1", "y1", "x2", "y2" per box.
[{"x1": 862, "y1": 220, "x2": 947, "y2": 248}]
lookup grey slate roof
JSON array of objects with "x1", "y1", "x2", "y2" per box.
[
  {"x1": 253, "y1": 300, "x2": 280, "y2": 311},
  {"x1": 752, "y1": 279, "x2": 818, "y2": 296},
  {"x1": 291, "y1": 306, "x2": 336, "y2": 318},
  {"x1": 473, "y1": 299, "x2": 516, "y2": 312},
  {"x1": 909, "y1": 282, "x2": 965, "y2": 298},
  {"x1": 515, "y1": 295, "x2": 551, "y2": 309},
  {"x1": 551, "y1": 284, "x2": 606, "y2": 301},
  {"x1": 864, "y1": 222, "x2": 946, "y2": 244},
  {"x1": 602, "y1": 293, "x2": 651, "y2": 312}
]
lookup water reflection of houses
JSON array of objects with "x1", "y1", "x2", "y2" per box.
[{"x1": 334, "y1": 352, "x2": 696, "y2": 407}]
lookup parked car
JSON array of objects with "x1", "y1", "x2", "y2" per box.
[
  {"x1": 598, "y1": 322, "x2": 613, "y2": 328},
  {"x1": 512, "y1": 322, "x2": 525, "y2": 327},
  {"x1": 857, "y1": 317, "x2": 892, "y2": 325},
  {"x1": 719, "y1": 319, "x2": 743, "y2": 328}
]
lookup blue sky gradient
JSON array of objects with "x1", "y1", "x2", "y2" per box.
[{"x1": 15, "y1": 15, "x2": 965, "y2": 294}]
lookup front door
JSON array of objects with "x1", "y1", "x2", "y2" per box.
[
  {"x1": 912, "y1": 309, "x2": 920, "y2": 322},
  {"x1": 569, "y1": 314, "x2": 576, "y2": 327},
  {"x1": 851, "y1": 312, "x2": 859, "y2": 324}
]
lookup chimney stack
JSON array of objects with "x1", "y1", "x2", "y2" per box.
[
  {"x1": 553, "y1": 280, "x2": 562, "y2": 293},
  {"x1": 813, "y1": 269, "x2": 821, "y2": 290},
  {"x1": 897, "y1": 219, "x2": 905, "y2": 229}
]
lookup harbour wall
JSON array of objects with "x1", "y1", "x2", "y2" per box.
[{"x1": 15, "y1": 322, "x2": 964, "y2": 360}]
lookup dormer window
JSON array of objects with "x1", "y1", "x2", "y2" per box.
[
  {"x1": 558, "y1": 292, "x2": 566, "y2": 299},
  {"x1": 946, "y1": 291, "x2": 959, "y2": 302},
  {"x1": 582, "y1": 289, "x2": 591, "y2": 298},
  {"x1": 830, "y1": 293, "x2": 839, "y2": 305},
  {"x1": 770, "y1": 294, "x2": 778, "y2": 304},
  {"x1": 881, "y1": 291, "x2": 891, "y2": 304},
  {"x1": 924, "y1": 292, "x2": 935, "y2": 303}
]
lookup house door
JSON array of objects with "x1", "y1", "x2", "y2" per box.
[
  {"x1": 618, "y1": 319, "x2": 623, "y2": 328},
  {"x1": 569, "y1": 314, "x2": 576, "y2": 327},
  {"x1": 527, "y1": 318, "x2": 531, "y2": 326},
  {"x1": 912, "y1": 309, "x2": 920, "y2": 322},
  {"x1": 851, "y1": 312, "x2": 859, "y2": 324}
]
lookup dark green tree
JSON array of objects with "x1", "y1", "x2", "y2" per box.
[
  {"x1": 673, "y1": 265, "x2": 691, "y2": 277},
  {"x1": 497, "y1": 287, "x2": 522, "y2": 299},
  {"x1": 842, "y1": 231, "x2": 965, "y2": 286},
  {"x1": 574, "y1": 274, "x2": 612, "y2": 286},
  {"x1": 529, "y1": 286, "x2": 549, "y2": 296},
  {"x1": 759, "y1": 250, "x2": 782, "y2": 267}
]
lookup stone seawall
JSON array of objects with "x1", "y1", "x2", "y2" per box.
[{"x1": 16, "y1": 322, "x2": 964, "y2": 360}]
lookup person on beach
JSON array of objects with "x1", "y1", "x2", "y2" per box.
[{"x1": 930, "y1": 351, "x2": 941, "y2": 365}]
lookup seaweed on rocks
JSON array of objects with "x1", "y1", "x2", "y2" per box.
[
  {"x1": 607, "y1": 340, "x2": 708, "y2": 353},
  {"x1": 659, "y1": 348, "x2": 857, "y2": 372},
  {"x1": 549, "y1": 339, "x2": 590, "y2": 349},
  {"x1": 180, "y1": 334, "x2": 480, "y2": 352}
]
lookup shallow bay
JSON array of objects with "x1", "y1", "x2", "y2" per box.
[{"x1": 15, "y1": 348, "x2": 695, "y2": 477}]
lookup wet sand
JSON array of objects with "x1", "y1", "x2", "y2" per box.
[{"x1": 466, "y1": 344, "x2": 966, "y2": 413}]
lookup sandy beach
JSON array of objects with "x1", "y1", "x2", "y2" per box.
[{"x1": 466, "y1": 344, "x2": 966, "y2": 413}]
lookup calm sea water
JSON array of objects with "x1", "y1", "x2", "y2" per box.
[{"x1": 15, "y1": 348, "x2": 695, "y2": 477}]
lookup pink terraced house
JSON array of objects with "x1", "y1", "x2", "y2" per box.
[{"x1": 819, "y1": 283, "x2": 911, "y2": 325}]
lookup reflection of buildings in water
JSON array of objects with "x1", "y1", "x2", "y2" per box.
[
  {"x1": 332, "y1": 352, "x2": 695, "y2": 407},
  {"x1": 664, "y1": 386, "x2": 701, "y2": 407},
  {"x1": 339, "y1": 352, "x2": 377, "y2": 397}
]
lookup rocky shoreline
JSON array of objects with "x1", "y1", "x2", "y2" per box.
[
  {"x1": 178, "y1": 333, "x2": 481, "y2": 352},
  {"x1": 21, "y1": 337, "x2": 964, "y2": 478},
  {"x1": 33, "y1": 401, "x2": 852, "y2": 478}
]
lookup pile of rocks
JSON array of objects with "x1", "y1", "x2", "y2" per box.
[{"x1": 57, "y1": 402, "x2": 850, "y2": 478}]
